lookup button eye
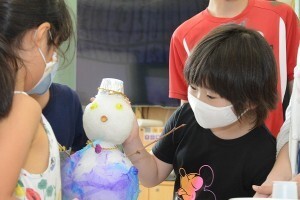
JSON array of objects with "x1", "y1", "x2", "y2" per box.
[
  {"x1": 115, "y1": 103, "x2": 123, "y2": 110},
  {"x1": 90, "y1": 102, "x2": 98, "y2": 110}
]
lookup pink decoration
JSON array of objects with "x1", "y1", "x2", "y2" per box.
[{"x1": 95, "y1": 144, "x2": 102, "y2": 154}]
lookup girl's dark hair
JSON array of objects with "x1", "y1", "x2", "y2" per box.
[
  {"x1": 0, "y1": 35, "x2": 18, "y2": 119},
  {"x1": 0, "y1": 0, "x2": 73, "y2": 119},
  {"x1": 184, "y1": 24, "x2": 278, "y2": 128}
]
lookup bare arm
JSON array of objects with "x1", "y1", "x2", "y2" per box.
[
  {"x1": 265, "y1": 143, "x2": 292, "y2": 181},
  {"x1": 253, "y1": 78, "x2": 295, "y2": 197},
  {"x1": 123, "y1": 120, "x2": 173, "y2": 187},
  {"x1": 0, "y1": 95, "x2": 41, "y2": 199}
]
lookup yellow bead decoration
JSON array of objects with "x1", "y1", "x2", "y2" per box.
[
  {"x1": 90, "y1": 102, "x2": 99, "y2": 110},
  {"x1": 115, "y1": 103, "x2": 123, "y2": 110}
]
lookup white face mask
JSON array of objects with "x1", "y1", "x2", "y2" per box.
[
  {"x1": 27, "y1": 49, "x2": 58, "y2": 95},
  {"x1": 188, "y1": 92, "x2": 239, "y2": 129}
]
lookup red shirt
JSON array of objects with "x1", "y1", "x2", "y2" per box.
[{"x1": 169, "y1": 0, "x2": 299, "y2": 136}]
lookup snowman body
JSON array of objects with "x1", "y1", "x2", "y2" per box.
[{"x1": 62, "y1": 87, "x2": 139, "y2": 200}]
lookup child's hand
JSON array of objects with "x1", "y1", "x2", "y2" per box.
[
  {"x1": 252, "y1": 185, "x2": 272, "y2": 198},
  {"x1": 123, "y1": 119, "x2": 140, "y2": 146},
  {"x1": 253, "y1": 174, "x2": 300, "y2": 198}
]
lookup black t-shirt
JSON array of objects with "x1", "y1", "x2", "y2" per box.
[{"x1": 152, "y1": 104, "x2": 276, "y2": 200}]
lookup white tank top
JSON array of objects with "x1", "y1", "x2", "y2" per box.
[{"x1": 13, "y1": 91, "x2": 62, "y2": 200}]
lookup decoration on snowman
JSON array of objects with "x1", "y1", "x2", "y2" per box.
[{"x1": 62, "y1": 78, "x2": 139, "y2": 200}]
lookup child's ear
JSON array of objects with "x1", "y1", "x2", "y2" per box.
[{"x1": 34, "y1": 22, "x2": 51, "y2": 48}]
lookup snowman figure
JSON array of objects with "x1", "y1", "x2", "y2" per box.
[{"x1": 62, "y1": 78, "x2": 139, "y2": 200}]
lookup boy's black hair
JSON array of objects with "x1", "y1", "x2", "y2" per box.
[{"x1": 184, "y1": 24, "x2": 278, "y2": 128}]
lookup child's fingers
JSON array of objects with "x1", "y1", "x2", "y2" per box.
[
  {"x1": 292, "y1": 173, "x2": 300, "y2": 182},
  {"x1": 252, "y1": 185, "x2": 272, "y2": 196}
]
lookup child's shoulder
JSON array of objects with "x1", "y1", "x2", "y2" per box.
[
  {"x1": 254, "y1": 0, "x2": 296, "y2": 16},
  {"x1": 172, "y1": 10, "x2": 207, "y2": 40},
  {"x1": 0, "y1": 93, "x2": 41, "y2": 138},
  {"x1": 13, "y1": 92, "x2": 41, "y2": 113},
  {"x1": 249, "y1": 125, "x2": 276, "y2": 145}
]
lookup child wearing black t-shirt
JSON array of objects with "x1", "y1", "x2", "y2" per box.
[{"x1": 123, "y1": 24, "x2": 278, "y2": 199}]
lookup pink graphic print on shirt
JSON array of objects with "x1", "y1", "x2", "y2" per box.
[{"x1": 177, "y1": 165, "x2": 216, "y2": 200}]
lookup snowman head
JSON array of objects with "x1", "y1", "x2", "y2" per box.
[{"x1": 83, "y1": 78, "x2": 135, "y2": 145}]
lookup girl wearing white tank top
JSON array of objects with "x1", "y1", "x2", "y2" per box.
[{"x1": 0, "y1": 1, "x2": 73, "y2": 199}]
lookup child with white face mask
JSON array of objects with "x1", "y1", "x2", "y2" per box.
[
  {"x1": 0, "y1": 0, "x2": 73, "y2": 199},
  {"x1": 123, "y1": 24, "x2": 278, "y2": 199}
]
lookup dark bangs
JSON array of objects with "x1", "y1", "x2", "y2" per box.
[{"x1": 184, "y1": 24, "x2": 277, "y2": 124}]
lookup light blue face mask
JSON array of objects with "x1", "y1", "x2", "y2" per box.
[{"x1": 27, "y1": 49, "x2": 59, "y2": 95}]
